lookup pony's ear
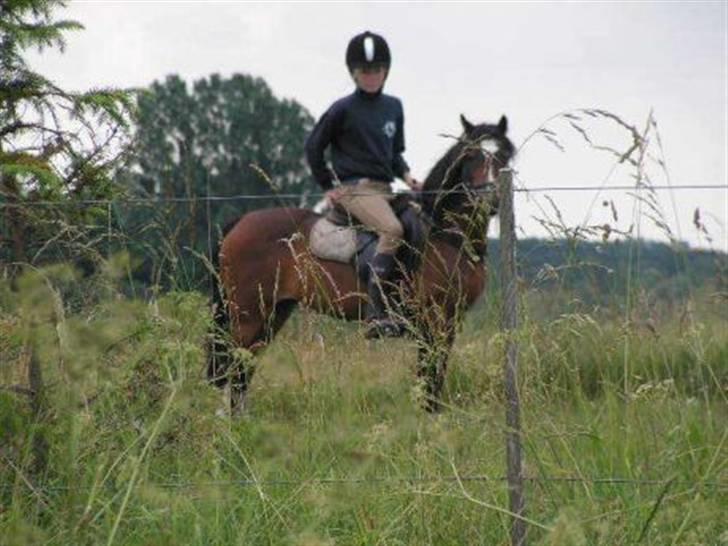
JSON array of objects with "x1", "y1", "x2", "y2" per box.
[
  {"x1": 497, "y1": 115, "x2": 508, "y2": 135},
  {"x1": 460, "y1": 114, "x2": 474, "y2": 135}
]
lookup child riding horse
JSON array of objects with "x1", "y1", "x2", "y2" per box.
[
  {"x1": 209, "y1": 114, "x2": 514, "y2": 414},
  {"x1": 305, "y1": 31, "x2": 422, "y2": 338}
]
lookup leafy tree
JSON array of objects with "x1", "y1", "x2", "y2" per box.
[
  {"x1": 0, "y1": 0, "x2": 133, "y2": 268},
  {"x1": 122, "y1": 73, "x2": 314, "y2": 289}
]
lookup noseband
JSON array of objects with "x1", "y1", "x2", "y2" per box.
[
  {"x1": 464, "y1": 181, "x2": 498, "y2": 199},
  {"x1": 460, "y1": 141, "x2": 504, "y2": 208}
]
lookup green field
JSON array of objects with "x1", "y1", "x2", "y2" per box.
[{"x1": 1, "y1": 268, "x2": 726, "y2": 546}]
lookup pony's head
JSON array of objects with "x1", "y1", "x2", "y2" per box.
[{"x1": 422, "y1": 114, "x2": 515, "y2": 223}]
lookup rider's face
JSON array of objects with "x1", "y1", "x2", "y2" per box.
[{"x1": 352, "y1": 66, "x2": 388, "y2": 93}]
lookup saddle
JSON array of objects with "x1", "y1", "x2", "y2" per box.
[{"x1": 309, "y1": 194, "x2": 426, "y2": 284}]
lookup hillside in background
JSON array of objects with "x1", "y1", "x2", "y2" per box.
[{"x1": 487, "y1": 237, "x2": 726, "y2": 306}]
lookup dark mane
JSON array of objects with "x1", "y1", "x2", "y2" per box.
[{"x1": 421, "y1": 139, "x2": 469, "y2": 218}]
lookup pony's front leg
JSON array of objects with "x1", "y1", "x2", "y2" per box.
[
  {"x1": 228, "y1": 347, "x2": 258, "y2": 416},
  {"x1": 415, "y1": 324, "x2": 455, "y2": 413},
  {"x1": 227, "y1": 313, "x2": 291, "y2": 415}
]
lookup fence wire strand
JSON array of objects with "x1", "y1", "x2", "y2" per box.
[
  {"x1": 0, "y1": 474, "x2": 725, "y2": 494},
  {"x1": 0, "y1": 184, "x2": 726, "y2": 208}
]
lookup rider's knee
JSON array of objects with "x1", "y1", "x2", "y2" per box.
[
  {"x1": 380, "y1": 219, "x2": 404, "y2": 243},
  {"x1": 377, "y1": 221, "x2": 404, "y2": 254}
]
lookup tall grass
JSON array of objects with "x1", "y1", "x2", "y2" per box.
[{"x1": 1, "y1": 265, "x2": 725, "y2": 545}]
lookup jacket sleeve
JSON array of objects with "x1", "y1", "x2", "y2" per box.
[
  {"x1": 392, "y1": 102, "x2": 410, "y2": 179},
  {"x1": 304, "y1": 105, "x2": 342, "y2": 191}
]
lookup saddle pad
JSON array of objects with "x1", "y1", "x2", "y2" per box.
[{"x1": 309, "y1": 217, "x2": 357, "y2": 263}]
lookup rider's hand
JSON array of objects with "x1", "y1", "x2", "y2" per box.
[
  {"x1": 325, "y1": 187, "x2": 344, "y2": 205},
  {"x1": 403, "y1": 172, "x2": 423, "y2": 192}
]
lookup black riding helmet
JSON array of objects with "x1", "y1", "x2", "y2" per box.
[{"x1": 345, "y1": 31, "x2": 391, "y2": 71}]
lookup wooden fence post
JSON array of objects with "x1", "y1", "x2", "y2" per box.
[{"x1": 498, "y1": 168, "x2": 526, "y2": 546}]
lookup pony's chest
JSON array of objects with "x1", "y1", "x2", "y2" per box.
[
  {"x1": 461, "y1": 263, "x2": 487, "y2": 304},
  {"x1": 420, "y1": 248, "x2": 487, "y2": 305}
]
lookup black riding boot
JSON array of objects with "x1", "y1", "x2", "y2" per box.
[{"x1": 365, "y1": 253, "x2": 404, "y2": 339}]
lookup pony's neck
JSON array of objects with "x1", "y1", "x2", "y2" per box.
[
  {"x1": 421, "y1": 139, "x2": 495, "y2": 259},
  {"x1": 431, "y1": 208, "x2": 491, "y2": 259},
  {"x1": 422, "y1": 142, "x2": 465, "y2": 218},
  {"x1": 423, "y1": 143, "x2": 463, "y2": 188}
]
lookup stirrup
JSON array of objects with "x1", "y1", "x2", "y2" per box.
[{"x1": 365, "y1": 318, "x2": 405, "y2": 340}]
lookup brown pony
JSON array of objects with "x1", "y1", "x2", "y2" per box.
[{"x1": 208, "y1": 114, "x2": 515, "y2": 413}]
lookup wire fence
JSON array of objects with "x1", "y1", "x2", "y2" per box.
[
  {"x1": 0, "y1": 183, "x2": 726, "y2": 208},
  {"x1": 0, "y1": 473, "x2": 725, "y2": 493},
  {"x1": 1, "y1": 178, "x2": 725, "y2": 531}
]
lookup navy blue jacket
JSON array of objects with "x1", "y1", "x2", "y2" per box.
[{"x1": 305, "y1": 88, "x2": 410, "y2": 191}]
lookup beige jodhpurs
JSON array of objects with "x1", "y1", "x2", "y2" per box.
[{"x1": 336, "y1": 179, "x2": 403, "y2": 255}]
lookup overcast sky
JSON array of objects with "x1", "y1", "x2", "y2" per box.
[{"x1": 31, "y1": 1, "x2": 727, "y2": 251}]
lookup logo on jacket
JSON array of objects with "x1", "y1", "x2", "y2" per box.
[{"x1": 383, "y1": 121, "x2": 396, "y2": 139}]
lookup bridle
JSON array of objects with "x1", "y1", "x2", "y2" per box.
[
  {"x1": 418, "y1": 130, "x2": 512, "y2": 248},
  {"x1": 459, "y1": 138, "x2": 506, "y2": 209}
]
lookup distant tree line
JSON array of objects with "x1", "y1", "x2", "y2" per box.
[
  {"x1": 116, "y1": 73, "x2": 314, "y2": 290},
  {"x1": 0, "y1": 2, "x2": 315, "y2": 288}
]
